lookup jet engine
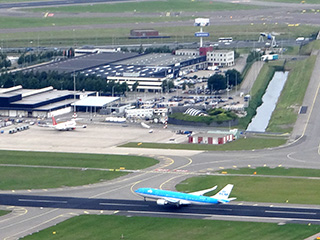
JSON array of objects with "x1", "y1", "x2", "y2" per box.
[{"x1": 156, "y1": 199, "x2": 168, "y2": 205}]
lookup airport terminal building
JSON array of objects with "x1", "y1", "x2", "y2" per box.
[{"x1": 26, "y1": 51, "x2": 207, "y2": 92}]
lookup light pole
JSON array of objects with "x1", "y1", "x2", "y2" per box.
[
  {"x1": 73, "y1": 72, "x2": 76, "y2": 113},
  {"x1": 235, "y1": 73, "x2": 237, "y2": 96},
  {"x1": 226, "y1": 74, "x2": 229, "y2": 99},
  {"x1": 112, "y1": 85, "x2": 115, "y2": 97}
]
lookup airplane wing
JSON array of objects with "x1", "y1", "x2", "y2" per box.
[
  {"x1": 189, "y1": 185, "x2": 218, "y2": 196},
  {"x1": 217, "y1": 197, "x2": 237, "y2": 204}
]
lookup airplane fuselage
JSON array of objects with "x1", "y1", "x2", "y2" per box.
[{"x1": 135, "y1": 188, "x2": 219, "y2": 205}]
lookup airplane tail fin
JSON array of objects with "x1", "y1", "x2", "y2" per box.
[
  {"x1": 211, "y1": 184, "x2": 236, "y2": 203},
  {"x1": 51, "y1": 116, "x2": 57, "y2": 126}
]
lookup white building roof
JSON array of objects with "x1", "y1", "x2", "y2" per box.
[{"x1": 73, "y1": 96, "x2": 119, "y2": 107}]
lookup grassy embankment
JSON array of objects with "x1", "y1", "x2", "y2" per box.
[
  {"x1": 23, "y1": 215, "x2": 320, "y2": 240},
  {"x1": 267, "y1": 55, "x2": 316, "y2": 132},
  {"x1": 0, "y1": 150, "x2": 158, "y2": 190}
]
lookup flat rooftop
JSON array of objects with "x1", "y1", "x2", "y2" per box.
[
  {"x1": 27, "y1": 52, "x2": 139, "y2": 74},
  {"x1": 117, "y1": 53, "x2": 201, "y2": 66}
]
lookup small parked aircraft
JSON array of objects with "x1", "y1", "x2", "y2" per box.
[{"x1": 51, "y1": 115, "x2": 76, "y2": 131}]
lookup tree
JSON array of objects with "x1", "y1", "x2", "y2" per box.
[
  {"x1": 225, "y1": 69, "x2": 242, "y2": 86},
  {"x1": 167, "y1": 80, "x2": 174, "y2": 90},
  {"x1": 161, "y1": 79, "x2": 167, "y2": 93},
  {"x1": 182, "y1": 81, "x2": 186, "y2": 91},
  {"x1": 207, "y1": 74, "x2": 226, "y2": 92},
  {"x1": 132, "y1": 81, "x2": 139, "y2": 91}
]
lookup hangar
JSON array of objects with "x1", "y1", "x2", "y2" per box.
[{"x1": 0, "y1": 85, "x2": 95, "y2": 118}]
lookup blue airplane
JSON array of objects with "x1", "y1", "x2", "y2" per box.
[{"x1": 135, "y1": 184, "x2": 236, "y2": 207}]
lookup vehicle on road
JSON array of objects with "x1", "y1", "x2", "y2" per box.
[{"x1": 261, "y1": 54, "x2": 279, "y2": 61}]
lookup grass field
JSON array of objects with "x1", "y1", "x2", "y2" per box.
[
  {"x1": 176, "y1": 175, "x2": 320, "y2": 204},
  {"x1": 0, "y1": 15, "x2": 317, "y2": 48},
  {"x1": 218, "y1": 167, "x2": 320, "y2": 177},
  {"x1": 0, "y1": 150, "x2": 158, "y2": 190},
  {"x1": 119, "y1": 137, "x2": 287, "y2": 151},
  {"x1": 267, "y1": 56, "x2": 317, "y2": 132},
  {"x1": 0, "y1": 166, "x2": 127, "y2": 190},
  {"x1": 0, "y1": 16, "x2": 192, "y2": 29},
  {"x1": 0, "y1": 150, "x2": 158, "y2": 169},
  {"x1": 30, "y1": 0, "x2": 258, "y2": 13},
  {"x1": 23, "y1": 214, "x2": 320, "y2": 240}
]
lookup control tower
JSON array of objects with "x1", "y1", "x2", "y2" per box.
[{"x1": 194, "y1": 18, "x2": 210, "y2": 47}]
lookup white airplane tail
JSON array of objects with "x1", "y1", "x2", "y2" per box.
[{"x1": 211, "y1": 184, "x2": 236, "y2": 203}]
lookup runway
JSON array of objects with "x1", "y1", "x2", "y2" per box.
[{"x1": 1, "y1": 194, "x2": 320, "y2": 225}]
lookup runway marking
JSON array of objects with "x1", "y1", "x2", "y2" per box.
[
  {"x1": 174, "y1": 157, "x2": 193, "y2": 170},
  {"x1": 159, "y1": 175, "x2": 182, "y2": 190},
  {"x1": 127, "y1": 210, "x2": 212, "y2": 218},
  {"x1": 18, "y1": 199, "x2": 68, "y2": 204},
  {"x1": 99, "y1": 203, "x2": 147, "y2": 207},
  {"x1": 3, "y1": 212, "x2": 77, "y2": 240},
  {"x1": 265, "y1": 210, "x2": 317, "y2": 215},
  {"x1": 286, "y1": 152, "x2": 306, "y2": 163},
  {"x1": 0, "y1": 207, "x2": 28, "y2": 224},
  {"x1": 0, "y1": 208, "x2": 59, "y2": 230}
]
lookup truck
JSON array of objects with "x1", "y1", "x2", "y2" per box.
[{"x1": 261, "y1": 54, "x2": 279, "y2": 61}]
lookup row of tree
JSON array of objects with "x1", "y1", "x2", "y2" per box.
[
  {"x1": 207, "y1": 69, "x2": 242, "y2": 92},
  {"x1": 0, "y1": 71, "x2": 128, "y2": 95},
  {"x1": 17, "y1": 49, "x2": 73, "y2": 66},
  {"x1": 0, "y1": 53, "x2": 11, "y2": 69}
]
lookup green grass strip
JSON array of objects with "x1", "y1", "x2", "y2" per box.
[
  {"x1": 0, "y1": 166, "x2": 126, "y2": 190},
  {"x1": 0, "y1": 16, "x2": 190, "y2": 29},
  {"x1": 217, "y1": 167, "x2": 320, "y2": 177},
  {"x1": 176, "y1": 175, "x2": 320, "y2": 204},
  {"x1": 0, "y1": 150, "x2": 158, "y2": 170},
  {"x1": 119, "y1": 137, "x2": 287, "y2": 151},
  {"x1": 30, "y1": 0, "x2": 258, "y2": 13},
  {"x1": 0, "y1": 210, "x2": 10, "y2": 217},
  {"x1": 23, "y1": 215, "x2": 320, "y2": 240}
]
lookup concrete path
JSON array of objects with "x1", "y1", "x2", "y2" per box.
[{"x1": 239, "y1": 61, "x2": 264, "y2": 95}]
